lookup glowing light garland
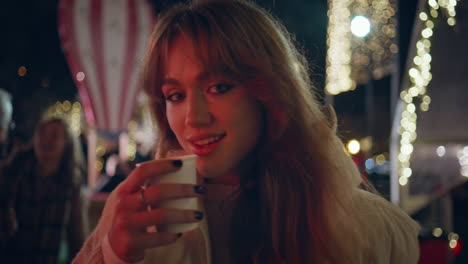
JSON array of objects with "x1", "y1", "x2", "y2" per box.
[
  {"x1": 127, "y1": 120, "x2": 137, "y2": 161},
  {"x1": 350, "y1": 0, "x2": 398, "y2": 83},
  {"x1": 326, "y1": 0, "x2": 398, "y2": 95},
  {"x1": 47, "y1": 100, "x2": 83, "y2": 136},
  {"x1": 397, "y1": 0, "x2": 458, "y2": 186},
  {"x1": 458, "y1": 147, "x2": 468, "y2": 177},
  {"x1": 326, "y1": 0, "x2": 354, "y2": 95}
]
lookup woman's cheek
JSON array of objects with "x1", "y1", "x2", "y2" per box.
[{"x1": 166, "y1": 110, "x2": 186, "y2": 147}]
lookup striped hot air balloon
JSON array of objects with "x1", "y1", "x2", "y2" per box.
[{"x1": 58, "y1": 0, "x2": 155, "y2": 136}]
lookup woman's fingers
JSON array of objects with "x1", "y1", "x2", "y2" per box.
[
  {"x1": 133, "y1": 232, "x2": 182, "y2": 249},
  {"x1": 118, "y1": 159, "x2": 183, "y2": 195},
  {"x1": 115, "y1": 208, "x2": 204, "y2": 230},
  {"x1": 108, "y1": 159, "x2": 202, "y2": 262},
  {"x1": 118, "y1": 184, "x2": 205, "y2": 212},
  {"x1": 109, "y1": 228, "x2": 182, "y2": 262}
]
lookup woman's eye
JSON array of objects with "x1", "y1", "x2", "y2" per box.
[
  {"x1": 166, "y1": 92, "x2": 185, "y2": 102},
  {"x1": 207, "y1": 83, "x2": 234, "y2": 94}
]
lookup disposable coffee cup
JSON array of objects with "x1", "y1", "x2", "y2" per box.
[{"x1": 145, "y1": 154, "x2": 198, "y2": 233}]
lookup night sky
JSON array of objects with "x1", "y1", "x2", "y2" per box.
[{"x1": 0, "y1": 0, "x2": 417, "y2": 148}]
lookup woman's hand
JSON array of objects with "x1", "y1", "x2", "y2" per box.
[{"x1": 108, "y1": 159, "x2": 205, "y2": 262}]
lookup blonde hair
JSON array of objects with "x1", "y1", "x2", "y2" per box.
[{"x1": 143, "y1": 0, "x2": 365, "y2": 262}]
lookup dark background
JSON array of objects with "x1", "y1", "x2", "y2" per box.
[{"x1": 0, "y1": 0, "x2": 418, "y2": 147}]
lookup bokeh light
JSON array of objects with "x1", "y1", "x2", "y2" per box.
[
  {"x1": 18, "y1": 66, "x2": 27, "y2": 77},
  {"x1": 350, "y1": 16, "x2": 371, "y2": 37},
  {"x1": 347, "y1": 139, "x2": 361, "y2": 155},
  {"x1": 436, "y1": 146, "x2": 446, "y2": 157},
  {"x1": 397, "y1": 1, "x2": 457, "y2": 186}
]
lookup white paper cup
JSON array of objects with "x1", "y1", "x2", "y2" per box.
[{"x1": 145, "y1": 154, "x2": 198, "y2": 233}]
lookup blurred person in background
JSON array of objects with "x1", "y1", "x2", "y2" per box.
[
  {"x1": 0, "y1": 88, "x2": 13, "y2": 162},
  {"x1": 0, "y1": 117, "x2": 88, "y2": 263}
]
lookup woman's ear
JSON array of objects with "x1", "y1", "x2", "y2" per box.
[{"x1": 321, "y1": 104, "x2": 337, "y2": 133}]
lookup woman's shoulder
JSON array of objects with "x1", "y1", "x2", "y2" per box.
[
  {"x1": 353, "y1": 189, "x2": 420, "y2": 233},
  {"x1": 352, "y1": 189, "x2": 420, "y2": 263}
]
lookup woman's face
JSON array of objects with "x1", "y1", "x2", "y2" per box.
[
  {"x1": 34, "y1": 122, "x2": 66, "y2": 167},
  {"x1": 161, "y1": 36, "x2": 263, "y2": 178}
]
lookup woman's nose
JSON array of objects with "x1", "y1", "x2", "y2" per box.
[{"x1": 185, "y1": 91, "x2": 213, "y2": 127}]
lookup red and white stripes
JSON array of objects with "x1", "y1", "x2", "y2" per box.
[{"x1": 58, "y1": 0, "x2": 155, "y2": 134}]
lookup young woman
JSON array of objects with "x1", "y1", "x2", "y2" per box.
[
  {"x1": 74, "y1": 0, "x2": 420, "y2": 263},
  {"x1": 0, "y1": 117, "x2": 87, "y2": 263}
]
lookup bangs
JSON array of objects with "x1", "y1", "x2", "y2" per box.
[
  {"x1": 153, "y1": 3, "x2": 266, "y2": 94},
  {"x1": 144, "y1": 0, "x2": 293, "y2": 149}
]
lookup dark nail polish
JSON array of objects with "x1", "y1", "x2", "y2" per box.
[
  {"x1": 172, "y1": 160, "x2": 182, "y2": 168},
  {"x1": 194, "y1": 211, "x2": 204, "y2": 220},
  {"x1": 193, "y1": 185, "x2": 206, "y2": 194},
  {"x1": 177, "y1": 232, "x2": 183, "y2": 238}
]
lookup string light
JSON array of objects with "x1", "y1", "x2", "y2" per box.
[
  {"x1": 436, "y1": 146, "x2": 446, "y2": 157},
  {"x1": 46, "y1": 100, "x2": 83, "y2": 137},
  {"x1": 325, "y1": 0, "x2": 398, "y2": 94},
  {"x1": 438, "y1": 0, "x2": 458, "y2": 26},
  {"x1": 458, "y1": 147, "x2": 468, "y2": 177},
  {"x1": 433, "y1": 227, "x2": 443, "y2": 237},
  {"x1": 448, "y1": 232, "x2": 460, "y2": 249},
  {"x1": 325, "y1": 0, "x2": 354, "y2": 95},
  {"x1": 70, "y1": 102, "x2": 82, "y2": 135},
  {"x1": 127, "y1": 120, "x2": 138, "y2": 161},
  {"x1": 397, "y1": 1, "x2": 458, "y2": 186},
  {"x1": 95, "y1": 142, "x2": 106, "y2": 172},
  {"x1": 351, "y1": 0, "x2": 398, "y2": 82},
  {"x1": 376, "y1": 154, "x2": 386, "y2": 165}
]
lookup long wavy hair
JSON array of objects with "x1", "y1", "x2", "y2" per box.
[
  {"x1": 32, "y1": 117, "x2": 84, "y2": 187},
  {"x1": 143, "y1": 0, "x2": 366, "y2": 262}
]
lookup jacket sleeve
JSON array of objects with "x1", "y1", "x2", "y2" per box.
[
  {"x1": 72, "y1": 186, "x2": 120, "y2": 264},
  {"x1": 385, "y1": 198, "x2": 420, "y2": 263},
  {"x1": 72, "y1": 226, "x2": 106, "y2": 264},
  {"x1": 355, "y1": 189, "x2": 420, "y2": 264}
]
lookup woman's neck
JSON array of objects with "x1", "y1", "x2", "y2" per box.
[{"x1": 203, "y1": 173, "x2": 240, "y2": 185}]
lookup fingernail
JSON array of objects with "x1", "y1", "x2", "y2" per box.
[
  {"x1": 172, "y1": 160, "x2": 182, "y2": 168},
  {"x1": 193, "y1": 185, "x2": 206, "y2": 194},
  {"x1": 194, "y1": 211, "x2": 204, "y2": 220},
  {"x1": 177, "y1": 232, "x2": 183, "y2": 238}
]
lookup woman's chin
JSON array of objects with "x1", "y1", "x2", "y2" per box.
[{"x1": 196, "y1": 165, "x2": 240, "y2": 185}]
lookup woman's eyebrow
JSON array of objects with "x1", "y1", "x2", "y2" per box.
[
  {"x1": 196, "y1": 71, "x2": 213, "y2": 82},
  {"x1": 161, "y1": 78, "x2": 180, "y2": 87}
]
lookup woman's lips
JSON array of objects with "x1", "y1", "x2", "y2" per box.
[{"x1": 188, "y1": 133, "x2": 226, "y2": 156}]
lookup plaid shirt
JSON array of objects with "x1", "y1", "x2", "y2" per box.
[{"x1": 0, "y1": 149, "x2": 85, "y2": 264}]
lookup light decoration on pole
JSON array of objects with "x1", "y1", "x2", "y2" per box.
[
  {"x1": 326, "y1": 0, "x2": 398, "y2": 95},
  {"x1": 458, "y1": 147, "x2": 468, "y2": 177},
  {"x1": 397, "y1": 0, "x2": 458, "y2": 186},
  {"x1": 351, "y1": 15, "x2": 371, "y2": 38},
  {"x1": 127, "y1": 120, "x2": 138, "y2": 161},
  {"x1": 326, "y1": 0, "x2": 354, "y2": 95}
]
